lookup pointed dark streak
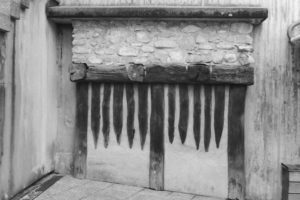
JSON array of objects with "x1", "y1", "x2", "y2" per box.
[
  {"x1": 138, "y1": 84, "x2": 148, "y2": 150},
  {"x1": 113, "y1": 84, "x2": 124, "y2": 145},
  {"x1": 126, "y1": 84, "x2": 135, "y2": 149},
  {"x1": 214, "y1": 85, "x2": 225, "y2": 148},
  {"x1": 91, "y1": 83, "x2": 101, "y2": 149},
  {"x1": 193, "y1": 85, "x2": 201, "y2": 150},
  {"x1": 102, "y1": 83, "x2": 111, "y2": 148},
  {"x1": 168, "y1": 84, "x2": 176, "y2": 144},
  {"x1": 204, "y1": 85, "x2": 212, "y2": 152},
  {"x1": 178, "y1": 85, "x2": 189, "y2": 144}
]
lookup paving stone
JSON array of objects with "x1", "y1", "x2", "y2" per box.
[
  {"x1": 93, "y1": 184, "x2": 143, "y2": 200},
  {"x1": 192, "y1": 195, "x2": 224, "y2": 200},
  {"x1": 167, "y1": 192, "x2": 194, "y2": 200},
  {"x1": 128, "y1": 189, "x2": 171, "y2": 200}
]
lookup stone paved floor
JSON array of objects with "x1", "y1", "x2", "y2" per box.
[{"x1": 34, "y1": 176, "x2": 223, "y2": 200}]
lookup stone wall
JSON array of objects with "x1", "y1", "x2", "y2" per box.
[{"x1": 72, "y1": 20, "x2": 254, "y2": 66}]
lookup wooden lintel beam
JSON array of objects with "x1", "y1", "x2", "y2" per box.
[
  {"x1": 46, "y1": 6, "x2": 268, "y2": 25},
  {"x1": 70, "y1": 63, "x2": 254, "y2": 85}
]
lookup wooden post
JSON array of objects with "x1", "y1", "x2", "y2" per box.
[
  {"x1": 228, "y1": 86, "x2": 247, "y2": 199},
  {"x1": 72, "y1": 83, "x2": 89, "y2": 179},
  {"x1": 149, "y1": 84, "x2": 164, "y2": 190}
]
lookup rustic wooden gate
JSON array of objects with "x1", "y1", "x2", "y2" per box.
[{"x1": 71, "y1": 62, "x2": 250, "y2": 199}]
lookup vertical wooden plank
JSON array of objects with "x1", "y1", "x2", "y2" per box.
[
  {"x1": 193, "y1": 85, "x2": 201, "y2": 150},
  {"x1": 204, "y1": 85, "x2": 212, "y2": 152},
  {"x1": 178, "y1": 85, "x2": 189, "y2": 144},
  {"x1": 113, "y1": 83, "x2": 124, "y2": 144},
  {"x1": 228, "y1": 85, "x2": 246, "y2": 200},
  {"x1": 281, "y1": 164, "x2": 289, "y2": 200},
  {"x1": 149, "y1": 84, "x2": 164, "y2": 191},
  {"x1": 102, "y1": 83, "x2": 111, "y2": 148},
  {"x1": 214, "y1": 85, "x2": 225, "y2": 148},
  {"x1": 126, "y1": 84, "x2": 135, "y2": 148},
  {"x1": 91, "y1": 83, "x2": 101, "y2": 149},
  {"x1": 0, "y1": 85, "x2": 4, "y2": 165},
  {"x1": 168, "y1": 84, "x2": 175, "y2": 144},
  {"x1": 0, "y1": 32, "x2": 5, "y2": 165},
  {"x1": 138, "y1": 84, "x2": 148, "y2": 149},
  {"x1": 73, "y1": 83, "x2": 89, "y2": 178}
]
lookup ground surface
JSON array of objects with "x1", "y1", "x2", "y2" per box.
[{"x1": 29, "y1": 176, "x2": 223, "y2": 200}]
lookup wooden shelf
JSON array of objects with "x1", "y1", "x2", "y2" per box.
[
  {"x1": 70, "y1": 62, "x2": 254, "y2": 85},
  {"x1": 47, "y1": 6, "x2": 268, "y2": 25}
]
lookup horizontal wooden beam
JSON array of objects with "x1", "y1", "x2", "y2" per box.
[
  {"x1": 70, "y1": 63, "x2": 254, "y2": 85},
  {"x1": 47, "y1": 6, "x2": 268, "y2": 25}
]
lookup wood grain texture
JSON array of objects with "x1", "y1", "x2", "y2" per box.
[
  {"x1": 138, "y1": 84, "x2": 148, "y2": 150},
  {"x1": 0, "y1": 33, "x2": 5, "y2": 166},
  {"x1": 113, "y1": 84, "x2": 124, "y2": 144},
  {"x1": 70, "y1": 63, "x2": 254, "y2": 85},
  {"x1": 0, "y1": 85, "x2": 4, "y2": 165},
  {"x1": 73, "y1": 83, "x2": 89, "y2": 178},
  {"x1": 193, "y1": 85, "x2": 201, "y2": 150},
  {"x1": 126, "y1": 84, "x2": 135, "y2": 149},
  {"x1": 204, "y1": 85, "x2": 212, "y2": 152},
  {"x1": 281, "y1": 164, "x2": 289, "y2": 200},
  {"x1": 91, "y1": 83, "x2": 100, "y2": 149},
  {"x1": 228, "y1": 86, "x2": 246, "y2": 200},
  {"x1": 47, "y1": 6, "x2": 268, "y2": 25},
  {"x1": 168, "y1": 84, "x2": 176, "y2": 144},
  {"x1": 214, "y1": 85, "x2": 225, "y2": 148},
  {"x1": 149, "y1": 84, "x2": 164, "y2": 191},
  {"x1": 102, "y1": 83, "x2": 111, "y2": 148},
  {"x1": 178, "y1": 85, "x2": 189, "y2": 144}
]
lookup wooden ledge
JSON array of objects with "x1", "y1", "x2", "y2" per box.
[
  {"x1": 47, "y1": 6, "x2": 268, "y2": 25},
  {"x1": 70, "y1": 63, "x2": 254, "y2": 85}
]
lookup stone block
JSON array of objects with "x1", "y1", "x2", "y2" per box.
[
  {"x1": 231, "y1": 23, "x2": 253, "y2": 34},
  {"x1": 136, "y1": 31, "x2": 151, "y2": 43},
  {"x1": 168, "y1": 51, "x2": 185, "y2": 63},
  {"x1": 88, "y1": 56, "x2": 103, "y2": 64},
  {"x1": 224, "y1": 53, "x2": 237, "y2": 63},
  {"x1": 216, "y1": 42, "x2": 235, "y2": 50},
  {"x1": 182, "y1": 25, "x2": 200, "y2": 33},
  {"x1": 196, "y1": 34, "x2": 207, "y2": 44},
  {"x1": 142, "y1": 45, "x2": 155, "y2": 53},
  {"x1": 154, "y1": 39, "x2": 178, "y2": 48},
  {"x1": 118, "y1": 47, "x2": 138, "y2": 57}
]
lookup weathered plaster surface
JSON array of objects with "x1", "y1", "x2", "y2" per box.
[{"x1": 72, "y1": 21, "x2": 254, "y2": 66}]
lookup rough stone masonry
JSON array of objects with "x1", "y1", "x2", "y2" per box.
[{"x1": 72, "y1": 20, "x2": 254, "y2": 67}]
